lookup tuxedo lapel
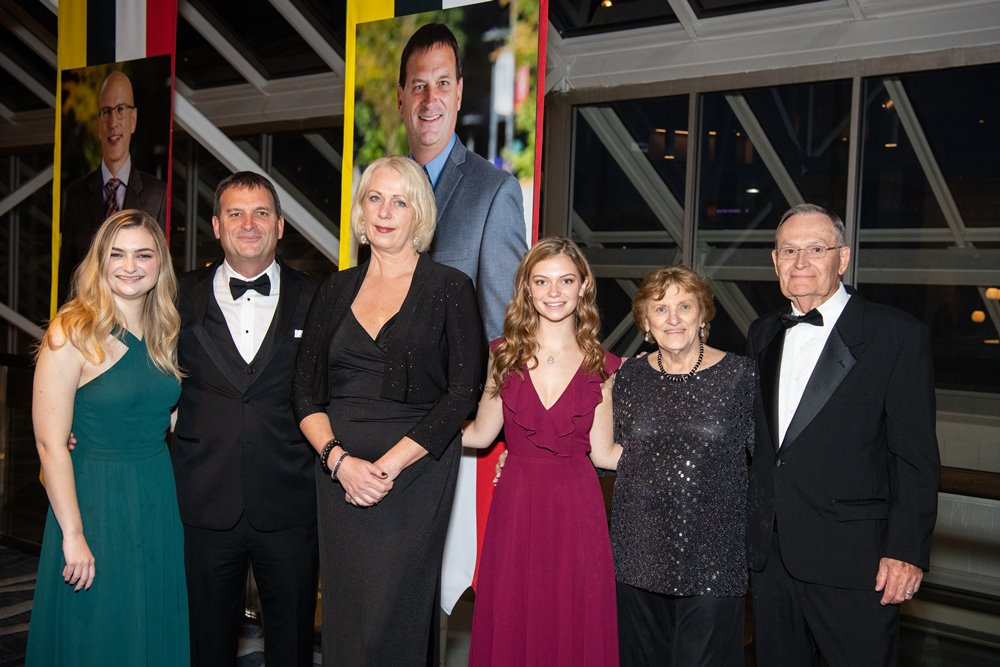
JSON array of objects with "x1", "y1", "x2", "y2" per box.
[
  {"x1": 756, "y1": 317, "x2": 785, "y2": 453},
  {"x1": 781, "y1": 296, "x2": 863, "y2": 450},
  {"x1": 190, "y1": 264, "x2": 246, "y2": 392},
  {"x1": 434, "y1": 141, "x2": 466, "y2": 219}
]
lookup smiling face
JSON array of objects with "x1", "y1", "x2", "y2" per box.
[
  {"x1": 360, "y1": 166, "x2": 418, "y2": 256},
  {"x1": 527, "y1": 254, "x2": 587, "y2": 324},
  {"x1": 644, "y1": 284, "x2": 704, "y2": 355},
  {"x1": 397, "y1": 43, "x2": 464, "y2": 165},
  {"x1": 772, "y1": 212, "x2": 850, "y2": 313},
  {"x1": 97, "y1": 72, "x2": 137, "y2": 176},
  {"x1": 212, "y1": 185, "x2": 284, "y2": 277},
  {"x1": 106, "y1": 226, "x2": 159, "y2": 302}
]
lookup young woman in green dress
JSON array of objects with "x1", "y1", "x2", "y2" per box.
[{"x1": 27, "y1": 209, "x2": 189, "y2": 666}]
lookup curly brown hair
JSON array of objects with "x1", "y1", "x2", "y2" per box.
[
  {"x1": 491, "y1": 237, "x2": 607, "y2": 395},
  {"x1": 631, "y1": 266, "x2": 716, "y2": 339}
]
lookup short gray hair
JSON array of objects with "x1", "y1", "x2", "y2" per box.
[{"x1": 776, "y1": 203, "x2": 846, "y2": 246}]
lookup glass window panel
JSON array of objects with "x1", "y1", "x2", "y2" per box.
[
  {"x1": 202, "y1": 1, "x2": 327, "y2": 80},
  {"x1": 570, "y1": 97, "x2": 687, "y2": 355},
  {"x1": 695, "y1": 80, "x2": 851, "y2": 351},
  {"x1": 858, "y1": 64, "x2": 1000, "y2": 396},
  {"x1": 689, "y1": 0, "x2": 824, "y2": 20},
  {"x1": 0, "y1": 26, "x2": 54, "y2": 113},
  {"x1": 176, "y1": 16, "x2": 245, "y2": 90},
  {"x1": 550, "y1": 0, "x2": 677, "y2": 38}
]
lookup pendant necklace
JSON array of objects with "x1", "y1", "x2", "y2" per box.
[{"x1": 657, "y1": 342, "x2": 704, "y2": 383}]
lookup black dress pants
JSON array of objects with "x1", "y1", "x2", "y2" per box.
[
  {"x1": 750, "y1": 530, "x2": 899, "y2": 666},
  {"x1": 616, "y1": 580, "x2": 745, "y2": 667},
  {"x1": 184, "y1": 515, "x2": 319, "y2": 667}
]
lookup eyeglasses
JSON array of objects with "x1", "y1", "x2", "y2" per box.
[
  {"x1": 98, "y1": 103, "x2": 135, "y2": 121},
  {"x1": 774, "y1": 245, "x2": 842, "y2": 261}
]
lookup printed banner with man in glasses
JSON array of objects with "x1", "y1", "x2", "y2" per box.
[{"x1": 52, "y1": 0, "x2": 177, "y2": 310}]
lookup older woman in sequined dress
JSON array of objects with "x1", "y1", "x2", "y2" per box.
[{"x1": 610, "y1": 266, "x2": 756, "y2": 666}]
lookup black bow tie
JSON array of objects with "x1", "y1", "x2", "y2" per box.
[
  {"x1": 780, "y1": 309, "x2": 823, "y2": 329},
  {"x1": 229, "y1": 274, "x2": 271, "y2": 300}
]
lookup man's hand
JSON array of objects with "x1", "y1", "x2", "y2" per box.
[
  {"x1": 875, "y1": 557, "x2": 923, "y2": 605},
  {"x1": 493, "y1": 449, "x2": 508, "y2": 486}
]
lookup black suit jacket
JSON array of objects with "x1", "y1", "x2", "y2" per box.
[
  {"x1": 172, "y1": 260, "x2": 318, "y2": 532},
  {"x1": 60, "y1": 164, "x2": 167, "y2": 300},
  {"x1": 746, "y1": 287, "x2": 940, "y2": 589},
  {"x1": 292, "y1": 253, "x2": 484, "y2": 459}
]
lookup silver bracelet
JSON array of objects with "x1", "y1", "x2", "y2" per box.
[{"x1": 330, "y1": 450, "x2": 350, "y2": 482}]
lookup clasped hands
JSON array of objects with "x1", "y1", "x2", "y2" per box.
[{"x1": 337, "y1": 455, "x2": 395, "y2": 507}]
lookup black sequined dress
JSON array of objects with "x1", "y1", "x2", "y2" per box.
[{"x1": 610, "y1": 353, "x2": 756, "y2": 597}]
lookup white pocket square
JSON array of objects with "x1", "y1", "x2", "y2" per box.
[{"x1": 294, "y1": 329, "x2": 303, "y2": 338}]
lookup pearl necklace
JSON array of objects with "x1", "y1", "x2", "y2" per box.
[{"x1": 657, "y1": 342, "x2": 704, "y2": 383}]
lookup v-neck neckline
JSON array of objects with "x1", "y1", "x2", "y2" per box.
[{"x1": 527, "y1": 361, "x2": 584, "y2": 411}]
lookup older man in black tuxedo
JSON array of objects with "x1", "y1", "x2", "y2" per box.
[{"x1": 746, "y1": 203, "x2": 940, "y2": 665}]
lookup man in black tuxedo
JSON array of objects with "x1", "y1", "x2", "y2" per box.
[
  {"x1": 746, "y1": 203, "x2": 940, "y2": 665},
  {"x1": 172, "y1": 172, "x2": 318, "y2": 666},
  {"x1": 60, "y1": 71, "x2": 167, "y2": 301}
]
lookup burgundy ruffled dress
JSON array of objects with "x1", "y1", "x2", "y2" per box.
[{"x1": 469, "y1": 342, "x2": 621, "y2": 666}]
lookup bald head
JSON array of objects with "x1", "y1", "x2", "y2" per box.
[{"x1": 97, "y1": 71, "x2": 137, "y2": 176}]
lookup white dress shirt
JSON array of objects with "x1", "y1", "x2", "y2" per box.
[
  {"x1": 777, "y1": 283, "x2": 851, "y2": 446},
  {"x1": 213, "y1": 260, "x2": 281, "y2": 363}
]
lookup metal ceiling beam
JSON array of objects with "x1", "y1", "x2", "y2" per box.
[
  {"x1": 175, "y1": 72, "x2": 343, "y2": 128},
  {"x1": 0, "y1": 3, "x2": 57, "y2": 67},
  {"x1": 556, "y1": 1, "x2": 1000, "y2": 91},
  {"x1": 268, "y1": 0, "x2": 345, "y2": 79},
  {"x1": 0, "y1": 51, "x2": 54, "y2": 107},
  {"x1": 665, "y1": 0, "x2": 701, "y2": 40},
  {"x1": 178, "y1": 0, "x2": 269, "y2": 94},
  {"x1": 845, "y1": 0, "x2": 866, "y2": 20},
  {"x1": 0, "y1": 301, "x2": 44, "y2": 340},
  {"x1": 173, "y1": 92, "x2": 339, "y2": 265},
  {"x1": 0, "y1": 164, "x2": 52, "y2": 218}
]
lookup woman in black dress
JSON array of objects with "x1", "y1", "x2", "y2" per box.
[
  {"x1": 292, "y1": 156, "x2": 484, "y2": 665},
  {"x1": 610, "y1": 266, "x2": 755, "y2": 666}
]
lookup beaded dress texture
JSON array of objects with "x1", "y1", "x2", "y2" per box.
[{"x1": 610, "y1": 353, "x2": 756, "y2": 597}]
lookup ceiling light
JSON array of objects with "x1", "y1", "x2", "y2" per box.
[
  {"x1": 884, "y1": 143, "x2": 897, "y2": 148},
  {"x1": 971, "y1": 310, "x2": 986, "y2": 323},
  {"x1": 746, "y1": 188, "x2": 760, "y2": 194},
  {"x1": 601, "y1": 0, "x2": 613, "y2": 7},
  {"x1": 985, "y1": 287, "x2": 1000, "y2": 299}
]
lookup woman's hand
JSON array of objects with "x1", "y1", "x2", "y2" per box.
[
  {"x1": 493, "y1": 449, "x2": 508, "y2": 486},
  {"x1": 62, "y1": 533, "x2": 95, "y2": 591},
  {"x1": 337, "y1": 456, "x2": 392, "y2": 507}
]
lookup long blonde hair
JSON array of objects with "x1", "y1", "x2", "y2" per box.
[
  {"x1": 43, "y1": 209, "x2": 182, "y2": 380},
  {"x1": 491, "y1": 237, "x2": 606, "y2": 395}
]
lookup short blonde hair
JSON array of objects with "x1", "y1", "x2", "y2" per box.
[
  {"x1": 632, "y1": 266, "x2": 716, "y2": 338},
  {"x1": 351, "y1": 156, "x2": 437, "y2": 253}
]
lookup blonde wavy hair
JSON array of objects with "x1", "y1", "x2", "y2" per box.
[
  {"x1": 491, "y1": 237, "x2": 607, "y2": 396},
  {"x1": 43, "y1": 209, "x2": 182, "y2": 380}
]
